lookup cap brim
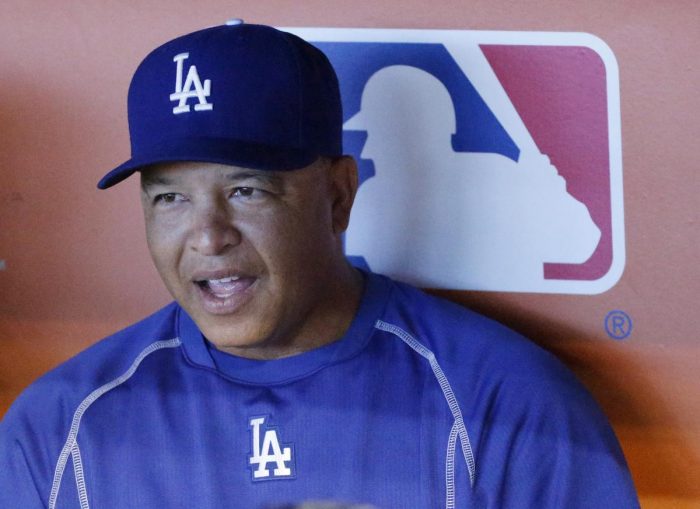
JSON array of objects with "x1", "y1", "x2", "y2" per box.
[{"x1": 98, "y1": 137, "x2": 319, "y2": 189}]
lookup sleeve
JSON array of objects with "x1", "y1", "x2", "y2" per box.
[
  {"x1": 0, "y1": 426, "x2": 47, "y2": 508},
  {"x1": 0, "y1": 382, "x2": 71, "y2": 509},
  {"x1": 469, "y1": 374, "x2": 640, "y2": 509}
]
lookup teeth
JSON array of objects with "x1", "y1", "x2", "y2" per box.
[{"x1": 209, "y1": 276, "x2": 240, "y2": 284}]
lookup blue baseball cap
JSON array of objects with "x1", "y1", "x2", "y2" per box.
[{"x1": 98, "y1": 21, "x2": 342, "y2": 189}]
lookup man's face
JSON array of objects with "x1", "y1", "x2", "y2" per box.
[{"x1": 140, "y1": 158, "x2": 357, "y2": 359}]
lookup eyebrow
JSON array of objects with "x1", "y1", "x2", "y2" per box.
[
  {"x1": 140, "y1": 170, "x2": 284, "y2": 190},
  {"x1": 141, "y1": 175, "x2": 173, "y2": 188},
  {"x1": 226, "y1": 171, "x2": 282, "y2": 186}
]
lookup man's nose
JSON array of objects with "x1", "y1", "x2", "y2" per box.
[{"x1": 190, "y1": 199, "x2": 240, "y2": 255}]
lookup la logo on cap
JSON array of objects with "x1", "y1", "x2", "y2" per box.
[{"x1": 169, "y1": 52, "x2": 213, "y2": 114}]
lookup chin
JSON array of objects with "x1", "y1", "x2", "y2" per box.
[{"x1": 199, "y1": 317, "x2": 271, "y2": 351}]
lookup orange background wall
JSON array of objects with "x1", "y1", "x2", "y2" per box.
[{"x1": 0, "y1": 2, "x2": 698, "y2": 507}]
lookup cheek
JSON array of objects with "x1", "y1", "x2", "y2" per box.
[
  {"x1": 278, "y1": 209, "x2": 334, "y2": 269},
  {"x1": 242, "y1": 207, "x2": 326, "y2": 270},
  {"x1": 144, "y1": 216, "x2": 184, "y2": 280}
]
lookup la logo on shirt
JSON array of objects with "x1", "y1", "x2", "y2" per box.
[{"x1": 248, "y1": 415, "x2": 295, "y2": 481}]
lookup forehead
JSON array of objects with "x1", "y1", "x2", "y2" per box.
[
  {"x1": 140, "y1": 161, "x2": 282, "y2": 185},
  {"x1": 139, "y1": 160, "x2": 333, "y2": 203}
]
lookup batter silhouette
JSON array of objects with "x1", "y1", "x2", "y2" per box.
[{"x1": 344, "y1": 65, "x2": 601, "y2": 290}]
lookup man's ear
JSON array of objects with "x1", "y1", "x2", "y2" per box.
[{"x1": 328, "y1": 156, "x2": 359, "y2": 234}]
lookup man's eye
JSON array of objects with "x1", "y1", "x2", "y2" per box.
[
  {"x1": 154, "y1": 193, "x2": 183, "y2": 204},
  {"x1": 232, "y1": 187, "x2": 259, "y2": 198}
]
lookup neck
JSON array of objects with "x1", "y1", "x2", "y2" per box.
[{"x1": 297, "y1": 260, "x2": 365, "y2": 353}]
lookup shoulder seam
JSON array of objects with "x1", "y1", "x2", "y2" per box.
[
  {"x1": 48, "y1": 337, "x2": 181, "y2": 509},
  {"x1": 375, "y1": 319, "x2": 475, "y2": 505}
]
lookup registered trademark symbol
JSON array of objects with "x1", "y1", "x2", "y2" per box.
[{"x1": 604, "y1": 310, "x2": 632, "y2": 340}]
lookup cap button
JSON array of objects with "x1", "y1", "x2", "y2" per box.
[{"x1": 225, "y1": 18, "x2": 244, "y2": 26}]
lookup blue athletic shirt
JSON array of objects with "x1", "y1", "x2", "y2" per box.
[{"x1": 0, "y1": 271, "x2": 639, "y2": 508}]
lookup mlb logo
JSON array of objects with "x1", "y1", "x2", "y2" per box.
[{"x1": 287, "y1": 28, "x2": 624, "y2": 294}]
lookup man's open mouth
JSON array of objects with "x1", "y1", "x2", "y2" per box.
[{"x1": 196, "y1": 276, "x2": 247, "y2": 299}]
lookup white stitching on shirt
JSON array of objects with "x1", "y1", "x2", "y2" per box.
[
  {"x1": 72, "y1": 442, "x2": 89, "y2": 509},
  {"x1": 48, "y1": 338, "x2": 182, "y2": 509},
  {"x1": 446, "y1": 421, "x2": 459, "y2": 509},
  {"x1": 375, "y1": 319, "x2": 476, "y2": 506}
]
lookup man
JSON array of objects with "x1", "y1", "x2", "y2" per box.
[{"x1": 0, "y1": 21, "x2": 639, "y2": 508}]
